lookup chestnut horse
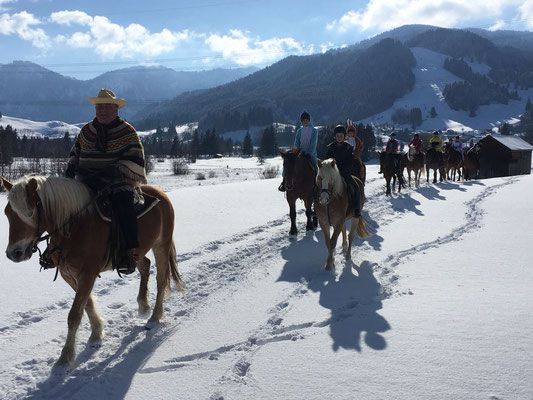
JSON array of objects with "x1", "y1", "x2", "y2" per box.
[
  {"x1": 1, "y1": 175, "x2": 183, "y2": 367},
  {"x1": 280, "y1": 149, "x2": 317, "y2": 235},
  {"x1": 315, "y1": 159, "x2": 369, "y2": 270},
  {"x1": 406, "y1": 145, "x2": 425, "y2": 188}
]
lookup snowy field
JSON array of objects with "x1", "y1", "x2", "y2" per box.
[{"x1": 0, "y1": 159, "x2": 532, "y2": 400}]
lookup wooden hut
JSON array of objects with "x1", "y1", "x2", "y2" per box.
[{"x1": 478, "y1": 134, "x2": 533, "y2": 178}]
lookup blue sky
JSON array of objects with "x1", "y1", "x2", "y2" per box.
[{"x1": 0, "y1": 0, "x2": 532, "y2": 79}]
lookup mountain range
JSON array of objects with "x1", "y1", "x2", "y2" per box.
[{"x1": 0, "y1": 63, "x2": 257, "y2": 123}]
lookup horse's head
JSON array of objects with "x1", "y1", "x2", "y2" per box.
[
  {"x1": 2, "y1": 176, "x2": 42, "y2": 262},
  {"x1": 316, "y1": 159, "x2": 342, "y2": 205},
  {"x1": 280, "y1": 148, "x2": 302, "y2": 191}
]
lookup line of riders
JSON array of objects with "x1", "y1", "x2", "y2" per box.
[{"x1": 380, "y1": 130, "x2": 470, "y2": 172}]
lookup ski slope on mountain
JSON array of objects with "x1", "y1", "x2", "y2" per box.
[
  {"x1": 364, "y1": 47, "x2": 533, "y2": 132},
  {"x1": 0, "y1": 161, "x2": 532, "y2": 399}
]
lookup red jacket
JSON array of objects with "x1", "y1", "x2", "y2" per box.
[{"x1": 409, "y1": 137, "x2": 423, "y2": 152}]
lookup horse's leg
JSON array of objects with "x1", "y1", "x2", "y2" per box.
[
  {"x1": 57, "y1": 272, "x2": 97, "y2": 366},
  {"x1": 318, "y1": 218, "x2": 334, "y2": 269},
  {"x1": 137, "y1": 256, "x2": 151, "y2": 317},
  {"x1": 341, "y1": 223, "x2": 348, "y2": 254},
  {"x1": 86, "y1": 295, "x2": 104, "y2": 344},
  {"x1": 327, "y1": 222, "x2": 343, "y2": 270},
  {"x1": 147, "y1": 244, "x2": 170, "y2": 328},
  {"x1": 426, "y1": 166, "x2": 430, "y2": 183},
  {"x1": 408, "y1": 169, "x2": 412, "y2": 188},
  {"x1": 304, "y1": 198, "x2": 314, "y2": 231},
  {"x1": 345, "y1": 217, "x2": 360, "y2": 260},
  {"x1": 288, "y1": 197, "x2": 297, "y2": 236},
  {"x1": 385, "y1": 176, "x2": 391, "y2": 196}
]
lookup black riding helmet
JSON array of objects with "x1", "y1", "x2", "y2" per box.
[
  {"x1": 300, "y1": 111, "x2": 311, "y2": 121},
  {"x1": 334, "y1": 125, "x2": 346, "y2": 134}
]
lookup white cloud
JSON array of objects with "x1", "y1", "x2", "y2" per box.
[
  {"x1": 0, "y1": 11, "x2": 50, "y2": 48},
  {"x1": 488, "y1": 19, "x2": 506, "y2": 31},
  {"x1": 326, "y1": 0, "x2": 513, "y2": 32},
  {"x1": 50, "y1": 10, "x2": 193, "y2": 58},
  {"x1": 49, "y1": 10, "x2": 93, "y2": 26},
  {"x1": 519, "y1": 0, "x2": 533, "y2": 29},
  {"x1": 205, "y1": 29, "x2": 312, "y2": 65}
]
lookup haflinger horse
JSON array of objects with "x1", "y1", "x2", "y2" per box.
[
  {"x1": 379, "y1": 151, "x2": 405, "y2": 196},
  {"x1": 426, "y1": 147, "x2": 446, "y2": 184},
  {"x1": 315, "y1": 159, "x2": 369, "y2": 270},
  {"x1": 280, "y1": 149, "x2": 318, "y2": 235},
  {"x1": 444, "y1": 143, "x2": 463, "y2": 181},
  {"x1": 1, "y1": 175, "x2": 184, "y2": 367},
  {"x1": 405, "y1": 145, "x2": 425, "y2": 188}
]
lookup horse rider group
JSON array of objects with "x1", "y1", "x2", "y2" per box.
[
  {"x1": 279, "y1": 111, "x2": 365, "y2": 218},
  {"x1": 381, "y1": 130, "x2": 466, "y2": 161}
]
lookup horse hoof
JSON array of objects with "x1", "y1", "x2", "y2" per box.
[
  {"x1": 138, "y1": 305, "x2": 151, "y2": 318},
  {"x1": 145, "y1": 319, "x2": 161, "y2": 330},
  {"x1": 88, "y1": 333, "x2": 104, "y2": 347}
]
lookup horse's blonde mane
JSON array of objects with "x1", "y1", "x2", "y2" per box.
[
  {"x1": 317, "y1": 159, "x2": 345, "y2": 196},
  {"x1": 8, "y1": 175, "x2": 92, "y2": 234}
]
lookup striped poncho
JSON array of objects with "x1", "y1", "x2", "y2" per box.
[{"x1": 66, "y1": 117, "x2": 147, "y2": 190}]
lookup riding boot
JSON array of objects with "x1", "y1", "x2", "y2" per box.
[
  {"x1": 278, "y1": 179, "x2": 286, "y2": 192},
  {"x1": 110, "y1": 190, "x2": 139, "y2": 275}
]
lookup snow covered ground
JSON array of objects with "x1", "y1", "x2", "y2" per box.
[
  {"x1": 364, "y1": 47, "x2": 533, "y2": 132},
  {"x1": 0, "y1": 160, "x2": 532, "y2": 399}
]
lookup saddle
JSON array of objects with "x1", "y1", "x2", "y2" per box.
[{"x1": 95, "y1": 191, "x2": 159, "y2": 222}]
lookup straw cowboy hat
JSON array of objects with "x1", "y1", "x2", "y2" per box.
[{"x1": 88, "y1": 88, "x2": 126, "y2": 108}]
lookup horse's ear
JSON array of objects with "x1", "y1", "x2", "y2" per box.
[
  {"x1": 1, "y1": 177, "x2": 13, "y2": 191},
  {"x1": 317, "y1": 159, "x2": 323, "y2": 168},
  {"x1": 25, "y1": 178, "x2": 38, "y2": 208},
  {"x1": 331, "y1": 159, "x2": 336, "y2": 167},
  {"x1": 279, "y1": 149, "x2": 286, "y2": 158}
]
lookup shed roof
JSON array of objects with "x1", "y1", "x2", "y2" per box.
[{"x1": 483, "y1": 135, "x2": 533, "y2": 151}]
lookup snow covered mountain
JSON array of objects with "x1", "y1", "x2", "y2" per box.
[
  {"x1": 0, "y1": 114, "x2": 80, "y2": 138},
  {"x1": 362, "y1": 47, "x2": 533, "y2": 132}
]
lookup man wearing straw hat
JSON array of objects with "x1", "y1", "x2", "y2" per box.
[{"x1": 65, "y1": 88, "x2": 147, "y2": 275}]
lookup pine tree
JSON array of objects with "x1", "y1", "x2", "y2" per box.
[{"x1": 242, "y1": 131, "x2": 253, "y2": 156}]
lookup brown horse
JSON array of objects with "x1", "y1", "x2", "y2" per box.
[
  {"x1": 426, "y1": 147, "x2": 446, "y2": 183},
  {"x1": 444, "y1": 143, "x2": 463, "y2": 181},
  {"x1": 315, "y1": 159, "x2": 369, "y2": 270},
  {"x1": 406, "y1": 145, "x2": 425, "y2": 188},
  {"x1": 462, "y1": 146, "x2": 480, "y2": 181},
  {"x1": 379, "y1": 151, "x2": 405, "y2": 196},
  {"x1": 280, "y1": 149, "x2": 317, "y2": 235},
  {"x1": 1, "y1": 175, "x2": 183, "y2": 367}
]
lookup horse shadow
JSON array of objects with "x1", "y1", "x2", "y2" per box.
[
  {"x1": 278, "y1": 235, "x2": 390, "y2": 352},
  {"x1": 388, "y1": 193, "x2": 424, "y2": 216},
  {"x1": 417, "y1": 185, "x2": 446, "y2": 201},
  {"x1": 436, "y1": 181, "x2": 467, "y2": 192},
  {"x1": 461, "y1": 180, "x2": 485, "y2": 187},
  {"x1": 23, "y1": 316, "x2": 177, "y2": 399}
]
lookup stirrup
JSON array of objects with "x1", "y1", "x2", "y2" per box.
[
  {"x1": 117, "y1": 250, "x2": 138, "y2": 275},
  {"x1": 278, "y1": 182, "x2": 286, "y2": 192}
]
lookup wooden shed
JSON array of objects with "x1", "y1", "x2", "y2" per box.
[{"x1": 478, "y1": 134, "x2": 533, "y2": 178}]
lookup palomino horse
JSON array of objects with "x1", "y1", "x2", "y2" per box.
[
  {"x1": 315, "y1": 159, "x2": 369, "y2": 270},
  {"x1": 426, "y1": 147, "x2": 446, "y2": 183},
  {"x1": 405, "y1": 146, "x2": 425, "y2": 188},
  {"x1": 280, "y1": 149, "x2": 317, "y2": 235},
  {"x1": 444, "y1": 143, "x2": 463, "y2": 181},
  {"x1": 379, "y1": 151, "x2": 405, "y2": 196},
  {"x1": 462, "y1": 146, "x2": 480, "y2": 181},
  {"x1": 1, "y1": 175, "x2": 183, "y2": 367}
]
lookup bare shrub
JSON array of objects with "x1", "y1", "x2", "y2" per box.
[
  {"x1": 260, "y1": 164, "x2": 279, "y2": 179},
  {"x1": 195, "y1": 172, "x2": 206, "y2": 180},
  {"x1": 172, "y1": 159, "x2": 189, "y2": 175},
  {"x1": 208, "y1": 170, "x2": 217, "y2": 178}
]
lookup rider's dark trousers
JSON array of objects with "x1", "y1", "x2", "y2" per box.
[
  {"x1": 342, "y1": 172, "x2": 361, "y2": 213},
  {"x1": 110, "y1": 190, "x2": 139, "y2": 249}
]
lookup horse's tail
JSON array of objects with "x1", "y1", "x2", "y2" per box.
[
  {"x1": 356, "y1": 216, "x2": 370, "y2": 238},
  {"x1": 169, "y1": 241, "x2": 185, "y2": 293}
]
